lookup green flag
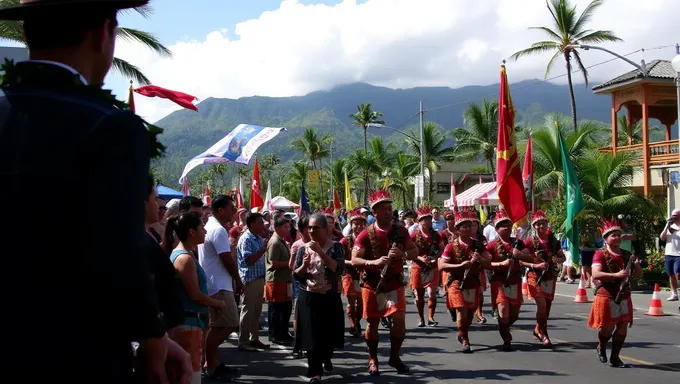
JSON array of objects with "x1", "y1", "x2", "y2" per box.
[{"x1": 557, "y1": 124, "x2": 584, "y2": 267}]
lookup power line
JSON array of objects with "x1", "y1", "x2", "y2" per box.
[{"x1": 423, "y1": 44, "x2": 676, "y2": 113}]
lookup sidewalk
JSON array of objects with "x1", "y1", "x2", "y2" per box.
[{"x1": 553, "y1": 281, "x2": 680, "y2": 317}]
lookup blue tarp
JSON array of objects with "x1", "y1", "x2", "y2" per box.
[{"x1": 156, "y1": 184, "x2": 183, "y2": 200}]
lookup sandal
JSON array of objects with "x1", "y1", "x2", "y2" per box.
[
  {"x1": 368, "y1": 360, "x2": 380, "y2": 376},
  {"x1": 476, "y1": 315, "x2": 487, "y2": 324}
]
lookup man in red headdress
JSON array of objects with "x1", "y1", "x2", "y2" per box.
[
  {"x1": 588, "y1": 218, "x2": 642, "y2": 368},
  {"x1": 340, "y1": 208, "x2": 368, "y2": 337},
  {"x1": 438, "y1": 207, "x2": 492, "y2": 353},
  {"x1": 520, "y1": 210, "x2": 566, "y2": 348},
  {"x1": 352, "y1": 190, "x2": 419, "y2": 376},
  {"x1": 409, "y1": 206, "x2": 444, "y2": 327},
  {"x1": 485, "y1": 209, "x2": 533, "y2": 351}
]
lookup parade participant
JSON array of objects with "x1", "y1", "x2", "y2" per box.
[
  {"x1": 352, "y1": 190, "x2": 419, "y2": 376},
  {"x1": 0, "y1": 1, "x2": 190, "y2": 382},
  {"x1": 439, "y1": 207, "x2": 491, "y2": 353},
  {"x1": 409, "y1": 206, "x2": 444, "y2": 327},
  {"x1": 340, "y1": 208, "x2": 368, "y2": 337},
  {"x1": 440, "y1": 210, "x2": 457, "y2": 246},
  {"x1": 471, "y1": 213, "x2": 489, "y2": 324},
  {"x1": 521, "y1": 210, "x2": 565, "y2": 348},
  {"x1": 588, "y1": 218, "x2": 642, "y2": 368},
  {"x1": 321, "y1": 208, "x2": 343, "y2": 241},
  {"x1": 485, "y1": 209, "x2": 533, "y2": 351}
]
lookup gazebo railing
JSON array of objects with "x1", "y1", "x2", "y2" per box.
[{"x1": 598, "y1": 139, "x2": 679, "y2": 165}]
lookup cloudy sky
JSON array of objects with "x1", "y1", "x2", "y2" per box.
[{"x1": 108, "y1": 0, "x2": 679, "y2": 123}]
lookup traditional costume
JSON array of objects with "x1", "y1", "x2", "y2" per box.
[
  {"x1": 353, "y1": 189, "x2": 413, "y2": 375},
  {"x1": 441, "y1": 208, "x2": 486, "y2": 353},
  {"x1": 485, "y1": 209, "x2": 526, "y2": 351},
  {"x1": 339, "y1": 208, "x2": 366, "y2": 337},
  {"x1": 523, "y1": 210, "x2": 560, "y2": 347},
  {"x1": 587, "y1": 218, "x2": 637, "y2": 368},
  {"x1": 409, "y1": 206, "x2": 443, "y2": 326}
]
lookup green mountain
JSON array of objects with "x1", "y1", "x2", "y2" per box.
[{"x1": 152, "y1": 80, "x2": 611, "y2": 187}]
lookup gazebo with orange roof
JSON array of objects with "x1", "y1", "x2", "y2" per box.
[{"x1": 593, "y1": 59, "x2": 679, "y2": 196}]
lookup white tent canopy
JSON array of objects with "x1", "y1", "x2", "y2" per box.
[
  {"x1": 270, "y1": 196, "x2": 299, "y2": 209},
  {"x1": 446, "y1": 182, "x2": 498, "y2": 207}
]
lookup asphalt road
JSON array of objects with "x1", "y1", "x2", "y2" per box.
[{"x1": 215, "y1": 286, "x2": 680, "y2": 383}]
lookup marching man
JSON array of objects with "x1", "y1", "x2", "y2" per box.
[
  {"x1": 340, "y1": 208, "x2": 368, "y2": 337},
  {"x1": 352, "y1": 190, "x2": 419, "y2": 376},
  {"x1": 485, "y1": 209, "x2": 533, "y2": 351},
  {"x1": 409, "y1": 206, "x2": 444, "y2": 327},
  {"x1": 588, "y1": 218, "x2": 642, "y2": 368}
]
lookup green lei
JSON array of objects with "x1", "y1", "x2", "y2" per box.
[{"x1": 0, "y1": 59, "x2": 164, "y2": 158}]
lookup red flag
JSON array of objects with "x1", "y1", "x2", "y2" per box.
[
  {"x1": 250, "y1": 158, "x2": 263, "y2": 211},
  {"x1": 203, "y1": 183, "x2": 212, "y2": 206},
  {"x1": 134, "y1": 85, "x2": 199, "y2": 112},
  {"x1": 522, "y1": 134, "x2": 534, "y2": 211},
  {"x1": 183, "y1": 178, "x2": 189, "y2": 197},
  {"x1": 333, "y1": 189, "x2": 342, "y2": 213},
  {"x1": 127, "y1": 81, "x2": 136, "y2": 113},
  {"x1": 496, "y1": 65, "x2": 528, "y2": 223}
]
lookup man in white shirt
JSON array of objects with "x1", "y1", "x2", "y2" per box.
[
  {"x1": 660, "y1": 209, "x2": 680, "y2": 301},
  {"x1": 199, "y1": 195, "x2": 243, "y2": 378},
  {"x1": 483, "y1": 220, "x2": 498, "y2": 242}
]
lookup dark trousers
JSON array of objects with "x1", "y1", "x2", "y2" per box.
[
  {"x1": 267, "y1": 301, "x2": 292, "y2": 340},
  {"x1": 307, "y1": 349, "x2": 333, "y2": 378}
]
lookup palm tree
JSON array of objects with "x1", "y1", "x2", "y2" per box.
[
  {"x1": 615, "y1": 115, "x2": 663, "y2": 146},
  {"x1": 259, "y1": 153, "x2": 281, "y2": 181},
  {"x1": 348, "y1": 103, "x2": 385, "y2": 153},
  {"x1": 509, "y1": 0, "x2": 622, "y2": 132},
  {"x1": 347, "y1": 149, "x2": 382, "y2": 203},
  {"x1": 385, "y1": 153, "x2": 419, "y2": 208},
  {"x1": 0, "y1": 1, "x2": 171, "y2": 85},
  {"x1": 530, "y1": 113, "x2": 604, "y2": 195},
  {"x1": 289, "y1": 128, "x2": 331, "y2": 170},
  {"x1": 406, "y1": 122, "x2": 455, "y2": 200},
  {"x1": 282, "y1": 161, "x2": 310, "y2": 203},
  {"x1": 452, "y1": 100, "x2": 499, "y2": 179}
]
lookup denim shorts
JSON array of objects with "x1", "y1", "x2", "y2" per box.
[{"x1": 665, "y1": 255, "x2": 680, "y2": 275}]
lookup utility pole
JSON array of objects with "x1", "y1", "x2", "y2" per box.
[{"x1": 418, "y1": 101, "x2": 426, "y2": 206}]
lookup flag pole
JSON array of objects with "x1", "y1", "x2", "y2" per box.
[{"x1": 530, "y1": 130, "x2": 535, "y2": 212}]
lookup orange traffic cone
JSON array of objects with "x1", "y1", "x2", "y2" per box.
[
  {"x1": 573, "y1": 274, "x2": 590, "y2": 303},
  {"x1": 522, "y1": 274, "x2": 531, "y2": 299},
  {"x1": 645, "y1": 283, "x2": 665, "y2": 316}
]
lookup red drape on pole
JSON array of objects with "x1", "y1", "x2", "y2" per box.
[
  {"x1": 134, "y1": 85, "x2": 199, "y2": 112},
  {"x1": 250, "y1": 158, "x2": 264, "y2": 211},
  {"x1": 496, "y1": 65, "x2": 528, "y2": 223}
]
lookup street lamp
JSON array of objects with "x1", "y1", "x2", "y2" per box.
[
  {"x1": 672, "y1": 43, "x2": 680, "y2": 151},
  {"x1": 368, "y1": 121, "x2": 426, "y2": 205},
  {"x1": 567, "y1": 44, "x2": 648, "y2": 76}
]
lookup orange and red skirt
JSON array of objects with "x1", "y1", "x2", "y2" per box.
[
  {"x1": 587, "y1": 293, "x2": 634, "y2": 329},
  {"x1": 362, "y1": 286, "x2": 406, "y2": 320},
  {"x1": 342, "y1": 274, "x2": 361, "y2": 297},
  {"x1": 526, "y1": 273, "x2": 556, "y2": 301},
  {"x1": 170, "y1": 325, "x2": 203, "y2": 384},
  {"x1": 446, "y1": 282, "x2": 482, "y2": 310},
  {"x1": 490, "y1": 281, "x2": 523, "y2": 307},
  {"x1": 409, "y1": 264, "x2": 439, "y2": 289},
  {"x1": 264, "y1": 281, "x2": 293, "y2": 303}
]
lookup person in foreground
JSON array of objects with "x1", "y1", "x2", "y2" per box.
[
  {"x1": 0, "y1": 0, "x2": 190, "y2": 382},
  {"x1": 352, "y1": 190, "x2": 419, "y2": 376},
  {"x1": 293, "y1": 213, "x2": 345, "y2": 383},
  {"x1": 588, "y1": 218, "x2": 642, "y2": 368}
]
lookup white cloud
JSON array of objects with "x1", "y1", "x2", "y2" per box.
[{"x1": 112, "y1": 0, "x2": 679, "y2": 123}]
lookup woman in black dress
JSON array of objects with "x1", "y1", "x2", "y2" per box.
[{"x1": 293, "y1": 213, "x2": 345, "y2": 383}]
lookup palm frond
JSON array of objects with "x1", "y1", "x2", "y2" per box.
[
  {"x1": 117, "y1": 27, "x2": 172, "y2": 58},
  {"x1": 111, "y1": 57, "x2": 151, "y2": 85}
]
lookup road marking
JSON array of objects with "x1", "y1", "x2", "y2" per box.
[
  {"x1": 515, "y1": 328, "x2": 680, "y2": 372},
  {"x1": 564, "y1": 313, "x2": 589, "y2": 320}
]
